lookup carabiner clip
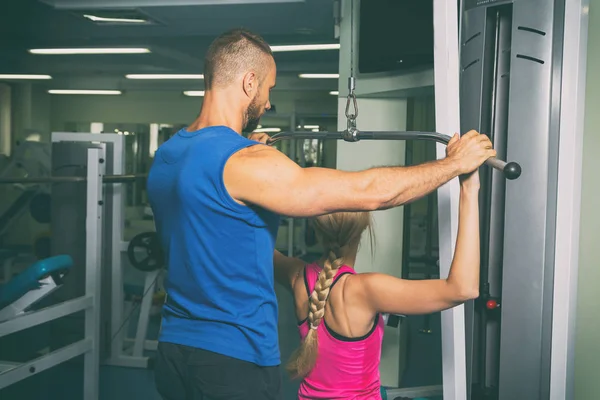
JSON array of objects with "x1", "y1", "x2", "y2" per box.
[
  {"x1": 345, "y1": 76, "x2": 359, "y2": 121},
  {"x1": 345, "y1": 94, "x2": 358, "y2": 120}
]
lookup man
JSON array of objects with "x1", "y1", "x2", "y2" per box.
[{"x1": 147, "y1": 28, "x2": 495, "y2": 400}]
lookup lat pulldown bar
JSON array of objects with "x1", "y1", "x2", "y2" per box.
[{"x1": 268, "y1": 130, "x2": 522, "y2": 180}]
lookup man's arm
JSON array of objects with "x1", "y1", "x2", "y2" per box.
[{"x1": 225, "y1": 130, "x2": 495, "y2": 217}]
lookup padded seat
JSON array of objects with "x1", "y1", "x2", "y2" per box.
[{"x1": 0, "y1": 255, "x2": 73, "y2": 310}]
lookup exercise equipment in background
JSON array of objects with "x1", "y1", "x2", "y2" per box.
[
  {"x1": 32, "y1": 231, "x2": 51, "y2": 260},
  {"x1": 0, "y1": 140, "x2": 52, "y2": 287},
  {"x1": 127, "y1": 231, "x2": 164, "y2": 272},
  {"x1": 0, "y1": 255, "x2": 72, "y2": 320},
  {"x1": 28, "y1": 193, "x2": 51, "y2": 224},
  {"x1": 103, "y1": 231, "x2": 165, "y2": 369},
  {"x1": 0, "y1": 250, "x2": 100, "y2": 399},
  {"x1": 0, "y1": 140, "x2": 51, "y2": 235},
  {"x1": 0, "y1": 142, "x2": 130, "y2": 399}
]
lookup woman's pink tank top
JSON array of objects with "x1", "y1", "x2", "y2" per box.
[{"x1": 297, "y1": 262, "x2": 385, "y2": 400}]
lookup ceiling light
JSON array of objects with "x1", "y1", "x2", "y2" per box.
[
  {"x1": 271, "y1": 44, "x2": 340, "y2": 52},
  {"x1": 298, "y1": 74, "x2": 340, "y2": 79},
  {"x1": 183, "y1": 91, "x2": 205, "y2": 97},
  {"x1": 26, "y1": 133, "x2": 41, "y2": 142},
  {"x1": 48, "y1": 90, "x2": 122, "y2": 95},
  {"x1": 330, "y1": 91, "x2": 339, "y2": 95},
  {"x1": 0, "y1": 74, "x2": 52, "y2": 80},
  {"x1": 84, "y1": 14, "x2": 147, "y2": 24},
  {"x1": 30, "y1": 48, "x2": 150, "y2": 55},
  {"x1": 303, "y1": 125, "x2": 319, "y2": 129},
  {"x1": 127, "y1": 74, "x2": 204, "y2": 80},
  {"x1": 253, "y1": 128, "x2": 282, "y2": 133}
]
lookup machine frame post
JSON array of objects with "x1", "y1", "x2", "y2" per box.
[
  {"x1": 83, "y1": 147, "x2": 104, "y2": 400},
  {"x1": 433, "y1": 1, "x2": 467, "y2": 400},
  {"x1": 448, "y1": 0, "x2": 589, "y2": 398},
  {"x1": 550, "y1": 0, "x2": 589, "y2": 398}
]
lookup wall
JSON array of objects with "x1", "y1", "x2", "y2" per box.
[
  {"x1": 47, "y1": 90, "x2": 336, "y2": 131},
  {"x1": 7, "y1": 83, "x2": 337, "y2": 144},
  {"x1": 574, "y1": 1, "x2": 600, "y2": 398}
]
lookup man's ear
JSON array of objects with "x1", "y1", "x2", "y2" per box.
[{"x1": 242, "y1": 71, "x2": 258, "y2": 97}]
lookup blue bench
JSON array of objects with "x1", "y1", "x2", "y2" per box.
[{"x1": 0, "y1": 255, "x2": 73, "y2": 314}]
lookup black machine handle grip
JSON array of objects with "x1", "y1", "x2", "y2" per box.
[
  {"x1": 267, "y1": 130, "x2": 522, "y2": 180},
  {"x1": 483, "y1": 157, "x2": 522, "y2": 181}
]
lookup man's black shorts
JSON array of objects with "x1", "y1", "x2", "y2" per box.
[{"x1": 154, "y1": 341, "x2": 283, "y2": 400}]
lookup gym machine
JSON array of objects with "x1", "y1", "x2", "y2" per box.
[
  {"x1": 49, "y1": 132, "x2": 162, "y2": 369},
  {"x1": 0, "y1": 141, "x2": 156, "y2": 398},
  {"x1": 0, "y1": 140, "x2": 52, "y2": 281},
  {"x1": 0, "y1": 147, "x2": 105, "y2": 400},
  {"x1": 0, "y1": 133, "x2": 162, "y2": 375},
  {"x1": 439, "y1": 0, "x2": 588, "y2": 399}
]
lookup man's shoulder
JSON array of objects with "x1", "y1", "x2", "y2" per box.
[
  {"x1": 225, "y1": 144, "x2": 291, "y2": 181},
  {"x1": 227, "y1": 140, "x2": 277, "y2": 162}
]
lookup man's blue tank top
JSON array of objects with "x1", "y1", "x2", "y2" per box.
[{"x1": 146, "y1": 126, "x2": 281, "y2": 366}]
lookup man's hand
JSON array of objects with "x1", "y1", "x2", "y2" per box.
[
  {"x1": 446, "y1": 130, "x2": 496, "y2": 175},
  {"x1": 248, "y1": 132, "x2": 270, "y2": 144}
]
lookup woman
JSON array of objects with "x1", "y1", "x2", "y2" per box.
[{"x1": 274, "y1": 168, "x2": 480, "y2": 399}]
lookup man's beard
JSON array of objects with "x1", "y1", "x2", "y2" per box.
[{"x1": 242, "y1": 95, "x2": 262, "y2": 134}]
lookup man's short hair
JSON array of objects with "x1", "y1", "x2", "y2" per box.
[{"x1": 203, "y1": 28, "x2": 274, "y2": 90}]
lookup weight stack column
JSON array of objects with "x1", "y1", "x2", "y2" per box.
[{"x1": 460, "y1": 0, "x2": 562, "y2": 399}]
